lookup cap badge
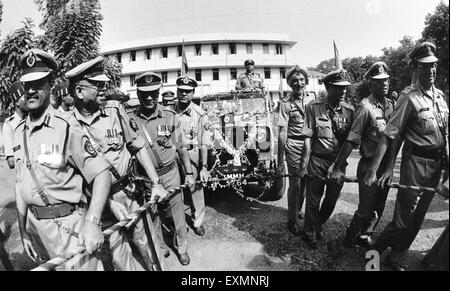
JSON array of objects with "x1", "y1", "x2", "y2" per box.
[
  {"x1": 145, "y1": 75, "x2": 153, "y2": 83},
  {"x1": 339, "y1": 70, "x2": 346, "y2": 79},
  {"x1": 26, "y1": 52, "x2": 36, "y2": 68},
  {"x1": 378, "y1": 66, "x2": 384, "y2": 74},
  {"x1": 183, "y1": 77, "x2": 190, "y2": 84}
]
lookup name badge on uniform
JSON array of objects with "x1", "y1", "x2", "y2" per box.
[
  {"x1": 419, "y1": 108, "x2": 430, "y2": 112},
  {"x1": 13, "y1": 145, "x2": 21, "y2": 152},
  {"x1": 38, "y1": 144, "x2": 63, "y2": 167},
  {"x1": 318, "y1": 117, "x2": 329, "y2": 122},
  {"x1": 376, "y1": 116, "x2": 385, "y2": 120}
]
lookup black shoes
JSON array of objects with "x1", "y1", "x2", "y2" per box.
[
  {"x1": 178, "y1": 252, "x2": 191, "y2": 266},
  {"x1": 287, "y1": 221, "x2": 301, "y2": 236},
  {"x1": 194, "y1": 226, "x2": 205, "y2": 236}
]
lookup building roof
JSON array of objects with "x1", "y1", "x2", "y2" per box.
[{"x1": 101, "y1": 32, "x2": 297, "y2": 54}]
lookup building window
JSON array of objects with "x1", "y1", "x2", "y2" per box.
[
  {"x1": 161, "y1": 72, "x2": 168, "y2": 83},
  {"x1": 145, "y1": 48, "x2": 152, "y2": 60},
  {"x1": 230, "y1": 68, "x2": 237, "y2": 80},
  {"x1": 177, "y1": 45, "x2": 183, "y2": 57},
  {"x1": 116, "y1": 52, "x2": 122, "y2": 63},
  {"x1": 264, "y1": 67, "x2": 271, "y2": 79},
  {"x1": 195, "y1": 44, "x2": 202, "y2": 56},
  {"x1": 246, "y1": 43, "x2": 253, "y2": 54},
  {"x1": 161, "y1": 47, "x2": 168, "y2": 58},
  {"x1": 212, "y1": 68, "x2": 219, "y2": 80},
  {"x1": 229, "y1": 43, "x2": 236, "y2": 55},
  {"x1": 130, "y1": 74, "x2": 135, "y2": 86},
  {"x1": 263, "y1": 43, "x2": 269, "y2": 54},
  {"x1": 130, "y1": 50, "x2": 136, "y2": 62},
  {"x1": 211, "y1": 43, "x2": 219, "y2": 55},
  {"x1": 195, "y1": 69, "x2": 202, "y2": 81},
  {"x1": 318, "y1": 79, "x2": 323, "y2": 85},
  {"x1": 177, "y1": 70, "x2": 181, "y2": 77},
  {"x1": 276, "y1": 44, "x2": 283, "y2": 55},
  {"x1": 280, "y1": 67, "x2": 286, "y2": 79}
]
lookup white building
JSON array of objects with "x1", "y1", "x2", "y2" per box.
[{"x1": 101, "y1": 33, "x2": 324, "y2": 101}]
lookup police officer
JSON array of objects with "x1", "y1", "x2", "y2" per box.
[
  {"x1": 66, "y1": 56, "x2": 168, "y2": 271},
  {"x1": 300, "y1": 68, "x2": 354, "y2": 248},
  {"x1": 129, "y1": 72, "x2": 195, "y2": 266},
  {"x1": 174, "y1": 75, "x2": 211, "y2": 237},
  {"x1": 277, "y1": 65, "x2": 312, "y2": 235},
  {"x1": 162, "y1": 90, "x2": 176, "y2": 109},
  {"x1": 14, "y1": 49, "x2": 112, "y2": 270},
  {"x1": 53, "y1": 80, "x2": 74, "y2": 112},
  {"x1": 235, "y1": 59, "x2": 265, "y2": 94},
  {"x1": 330, "y1": 62, "x2": 394, "y2": 247},
  {"x1": 363, "y1": 42, "x2": 448, "y2": 271},
  {"x1": 2, "y1": 81, "x2": 27, "y2": 169}
]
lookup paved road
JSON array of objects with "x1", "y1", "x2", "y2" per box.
[{"x1": 1, "y1": 151, "x2": 448, "y2": 271}]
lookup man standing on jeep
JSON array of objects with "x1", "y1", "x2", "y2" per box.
[
  {"x1": 277, "y1": 65, "x2": 312, "y2": 235},
  {"x1": 235, "y1": 59, "x2": 265, "y2": 94}
]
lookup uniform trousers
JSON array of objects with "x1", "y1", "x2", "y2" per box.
[{"x1": 286, "y1": 138, "x2": 306, "y2": 225}]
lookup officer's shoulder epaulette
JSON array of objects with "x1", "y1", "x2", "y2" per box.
[
  {"x1": 191, "y1": 103, "x2": 206, "y2": 115},
  {"x1": 104, "y1": 100, "x2": 122, "y2": 109},
  {"x1": 54, "y1": 110, "x2": 79, "y2": 127}
]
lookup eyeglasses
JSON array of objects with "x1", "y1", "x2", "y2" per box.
[{"x1": 79, "y1": 80, "x2": 108, "y2": 90}]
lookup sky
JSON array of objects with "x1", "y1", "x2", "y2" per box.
[{"x1": 0, "y1": 0, "x2": 446, "y2": 67}]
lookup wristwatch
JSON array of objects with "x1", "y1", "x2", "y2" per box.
[
  {"x1": 152, "y1": 177, "x2": 163, "y2": 186},
  {"x1": 85, "y1": 215, "x2": 102, "y2": 227}
]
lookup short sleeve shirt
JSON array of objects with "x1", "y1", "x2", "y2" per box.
[
  {"x1": 235, "y1": 72, "x2": 265, "y2": 93},
  {"x1": 347, "y1": 96, "x2": 394, "y2": 158},
  {"x1": 2, "y1": 112, "x2": 23, "y2": 158},
  {"x1": 129, "y1": 105, "x2": 187, "y2": 169},
  {"x1": 14, "y1": 106, "x2": 110, "y2": 206},
  {"x1": 72, "y1": 101, "x2": 145, "y2": 176},
  {"x1": 277, "y1": 92, "x2": 313, "y2": 137},
  {"x1": 383, "y1": 85, "x2": 448, "y2": 149},
  {"x1": 302, "y1": 98, "x2": 355, "y2": 156},
  {"x1": 175, "y1": 102, "x2": 212, "y2": 163}
]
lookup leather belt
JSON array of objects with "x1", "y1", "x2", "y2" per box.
[
  {"x1": 311, "y1": 151, "x2": 336, "y2": 162},
  {"x1": 110, "y1": 174, "x2": 131, "y2": 195},
  {"x1": 29, "y1": 203, "x2": 84, "y2": 220},
  {"x1": 287, "y1": 135, "x2": 305, "y2": 141},
  {"x1": 156, "y1": 161, "x2": 176, "y2": 176},
  {"x1": 407, "y1": 144, "x2": 444, "y2": 161}
]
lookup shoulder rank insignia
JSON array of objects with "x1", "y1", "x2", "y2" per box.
[{"x1": 129, "y1": 118, "x2": 139, "y2": 132}]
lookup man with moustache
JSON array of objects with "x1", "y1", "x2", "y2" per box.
[
  {"x1": 330, "y1": 62, "x2": 394, "y2": 247},
  {"x1": 66, "y1": 56, "x2": 168, "y2": 270},
  {"x1": 174, "y1": 75, "x2": 211, "y2": 238},
  {"x1": 235, "y1": 59, "x2": 265, "y2": 94},
  {"x1": 363, "y1": 42, "x2": 448, "y2": 271},
  {"x1": 13, "y1": 49, "x2": 111, "y2": 270},
  {"x1": 129, "y1": 72, "x2": 195, "y2": 266},
  {"x1": 300, "y1": 68, "x2": 354, "y2": 249},
  {"x1": 277, "y1": 65, "x2": 312, "y2": 235}
]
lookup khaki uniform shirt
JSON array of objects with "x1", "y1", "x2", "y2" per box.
[
  {"x1": 3, "y1": 112, "x2": 23, "y2": 158},
  {"x1": 277, "y1": 92, "x2": 314, "y2": 137},
  {"x1": 347, "y1": 95, "x2": 394, "y2": 159},
  {"x1": 303, "y1": 98, "x2": 355, "y2": 157},
  {"x1": 175, "y1": 102, "x2": 211, "y2": 164},
  {"x1": 129, "y1": 105, "x2": 187, "y2": 169},
  {"x1": 384, "y1": 85, "x2": 448, "y2": 149},
  {"x1": 72, "y1": 101, "x2": 145, "y2": 176},
  {"x1": 235, "y1": 72, "x2": 265, "y2": 93},
  {"x1": 13, "y1": 106, "x2": 110, "y2": 206}
]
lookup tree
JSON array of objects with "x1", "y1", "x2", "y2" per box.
[
  {"x1": 421, "y1": 1, "x2": 449, "y2": 95},
  {"x1": 43, "y1": 0, "x2": 103, "y2": 77},
  {"x1": 0, "y1": 19, "x2": 38, "y2": 112}
]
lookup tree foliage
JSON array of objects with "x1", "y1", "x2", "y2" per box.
[
  {"x1": 421, "y1": 1, "x2": 449, "y2": 95},
  {"x1": 0, "y1": 19, "x2": 38, "y2": 111}
]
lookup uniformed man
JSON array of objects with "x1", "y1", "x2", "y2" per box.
[
  {"x1": 2, "y1": 81, "x2": 27, "y2": 169},
  {"x1": 235, "y1": 59, "x2": 265, "y2": 94},
  {"x1": 129, "y1": 72, "x2": 195, "y2": 266},
  {"x1": 174, "y1": 75, "x2": 211, "y2": 237},
  {"x1": 14, "y1": 49, "x2": 112, "y2": 270},
  {"x1": 330, "y1": 62, "x2": 394, "y2": 247},
  {"x1": 53, "y1": 80, "x2": 74, "y2": 112},
  {"x1": 300, "y1": 68, "x2": 354, "y2": 248},
  {"x1": 161, "y1": 90, "x2": 176, "y2": 109},
  {"x1": 277, "y1": 65, "x2": 313, "y2": 235},
  {"x1": 66, "y1": 56, "x2": 168, "y2": 271},
  {"x1": 363, "y1": 42, "x2": 449, "y2": 271}
]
